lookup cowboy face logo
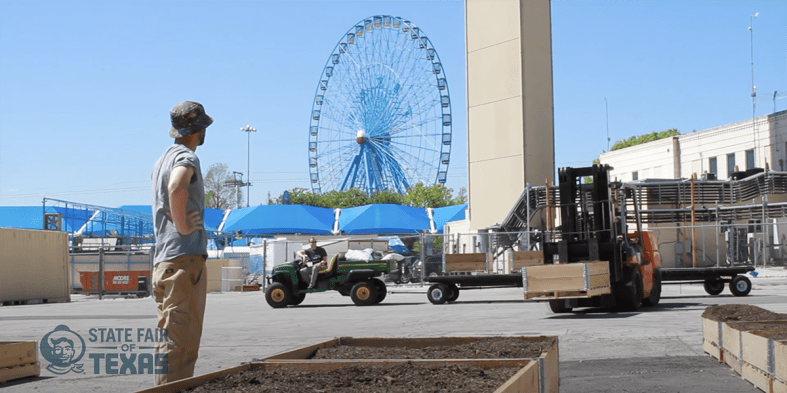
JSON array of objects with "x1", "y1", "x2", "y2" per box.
[{"x1": 40, "y1": 325, "x2": 86, "y2": 374}]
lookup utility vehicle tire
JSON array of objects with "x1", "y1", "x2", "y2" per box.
[
  {"x1": 350, "y1": 281, "x2": 378, "y2": 306},
  {"x1": 373, "y1": 279, "x2": 387, "y2": 304},
  {"x1": 548, "y1": 299, "x2": 573, "y2": 313},
  {"x1": 730, "y1": 275, "x2": 752, "y2": 297},
  {"x1": 446, "y1": 284, "x2": 460, "y2": 302},
  {"x1": 614, "y1": 267, "x2": 643, "y2": 311},
  {"x1": 427, "y1": 284, "x2": 448, "y2": 305},
  {"x1": 265, "y1": 283, "x2": 292, "y2": 308},
  {"x1": 290, "y1": 292, "x2": 306, "y2": 306},
  {"x1": 703, "y1": 279, "x2": 725, "y2": 296},
  {"x1": 643, "y1": 268, "x2": 662, "y2": 307}
]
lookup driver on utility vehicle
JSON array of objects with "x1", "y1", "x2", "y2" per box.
[{"x1": 296, "y1": 237, "x2": 328, "y2": 289}]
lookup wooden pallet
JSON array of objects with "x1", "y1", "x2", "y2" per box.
[{"x1": 523, "y1": 286, "x2": 611, "y2": 300}]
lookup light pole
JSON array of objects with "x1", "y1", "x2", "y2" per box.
[
  {"x1": 240, "y1": 125, "x2": 256, "y2": 207},
  {"x1": 749, "y1": 12, "x2": 759, "y2": 166}
]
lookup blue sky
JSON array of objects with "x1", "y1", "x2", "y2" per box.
[{"x1": 1, "y1": 0, "x2": 784, "y2": 208}]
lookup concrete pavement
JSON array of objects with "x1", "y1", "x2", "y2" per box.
[{"x1": 1, "y1": 273, "x2": 785, "y2": 392}]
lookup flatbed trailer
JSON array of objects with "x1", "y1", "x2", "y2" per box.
[
  {"x1": 424, "y1": 265, "x2": 755, "y2": 304},
  {"x1": 424, "y1": 273, "x2": 522, "y2": 304},
  {"x1": 660, "y1": 265, "x2": 755, "y2": 296}
]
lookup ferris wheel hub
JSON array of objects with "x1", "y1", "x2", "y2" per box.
[{"x1": 356, "y1": 129, "x2": 366, "y2": 144}]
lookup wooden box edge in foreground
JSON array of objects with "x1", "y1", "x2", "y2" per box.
[{"x1": 133, "y1": 336, "x2": 559, "y2": 393}]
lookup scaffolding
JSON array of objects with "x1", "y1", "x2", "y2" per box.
[{"x1": 43, "y1": 198, "x2": 154, "y2": 242}]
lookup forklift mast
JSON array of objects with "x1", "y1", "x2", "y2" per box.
[{"x1": 542, "y1": 164, "x2": 634, "y2": 285}]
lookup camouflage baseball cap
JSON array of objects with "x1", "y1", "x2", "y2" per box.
[{"x1": 169, "y1": 101, "x2": 214, "y2": 138}]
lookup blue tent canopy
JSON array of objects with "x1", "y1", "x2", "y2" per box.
[
  {"x1": 203, "y1": 208, "x2": 225, "y2": 232},
  {"x1": 222, "y1": 205, "x2": 334, "y2": 235},
  {"x1": 432, "y1": 204, "x2": 467, "y2": 233},
  {"x1": 339, "y1": 204, "x2": 430, "y2": 235}
]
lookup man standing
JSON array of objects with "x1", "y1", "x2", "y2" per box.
[
  {"x1": 151, "y1": 100, "x2": 213, "y2": 385},
  {"x1": 296, "y1": 237, "x2": 328, "y2": 289}
]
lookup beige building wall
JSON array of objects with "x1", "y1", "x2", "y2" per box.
[
  {"x1": 601, "y1": 110, "x2": 787, "y2": 182},
  {"x1": 599, "y1": 110, "x2": 787, "y2": 267},
  {"x1": 465, "y1": 0, "x2": 555, "y2": 230}
]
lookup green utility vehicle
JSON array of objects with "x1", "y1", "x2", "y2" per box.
[{"x1": 264, "y1": 253, "x2": 391, "y2": 308}]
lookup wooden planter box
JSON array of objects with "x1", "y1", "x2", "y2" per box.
[
  {"x1": 134, "y1": 336, "x2": 559, "y2": 393},
  {"x1": 522, "y1": 261, "x2": 611, "y2": 300},
  {"x1": 0, "y1": 341, "x2": 40, "y2": 383},
  {"x1": 702, "y1": 314, "x2": 787, "y2": 393}
]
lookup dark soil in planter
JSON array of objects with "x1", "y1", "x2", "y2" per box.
[
  {"x1": 701, "y1": 304, "x2": 787, "y2": 322},
  {"x1": 311, "y1": 337, "x2": 556, "y2": 360},
  {"x1": 185, "y1": 363, "x2": 522, "y2": 393},
  {"x1": 183, "y1": 337, "x2": 555, "y2": 393},
  {"x1": 756, "y1": 331, "x2": 787, "y2": 341}
]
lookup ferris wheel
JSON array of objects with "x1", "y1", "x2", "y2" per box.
[{"x1": 308, "y1": 15, "x2": 452, "y2": 195}]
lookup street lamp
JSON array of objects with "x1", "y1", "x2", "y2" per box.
[{"x1": 240, "y1": 125, "x2": 256, "y2": 207}]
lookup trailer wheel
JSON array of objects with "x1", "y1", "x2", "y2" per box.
[
  {"x1": 703, "y1": 280, "x2": 725, "y2": 296},
  {"x1": 427, "y1": 284, "x2": 448, "y2": 305},
  {"x1": 372, "y1": 279, "x2": 387, "y2": 304},
  {"x1": 350, "y1": 281, "x2": 378, "y2": 306},
  {"x1": 643, "y1": 268, "x2": 662, "y2": 307},
  {"x1": 290, "y1": 292, "x2": 306, "y2": 306},
  {"x1": 265, "y1": 283, "x2": 292, "y2": 308},
  {"x1": 446, "y1": 284, "x2": 460, "y2": 302},
  {"x1": 548, "y1": 299, "x2": 573, "y2": 313},
  {"x1": 729, "y1": 275, "x2": 752, "y2": 297},
  {"x1": 614, "y1": 267, "x2": 643, "y2": 311}
]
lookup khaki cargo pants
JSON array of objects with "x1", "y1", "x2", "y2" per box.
[{"x1": 153, "y1": 254, "x2": 207, "y2": 385}]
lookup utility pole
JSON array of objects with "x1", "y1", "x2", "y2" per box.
[
  {"x1": 241, "y1": 125, "x2": 256, "y2": 207},
  {"x1": 224, "y1": 171, "x2": 246, "y2": 209}
]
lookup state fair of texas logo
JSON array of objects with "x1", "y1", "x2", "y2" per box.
[{"x1": 40, "y1": 325, "x2": 86, "y2": 375}]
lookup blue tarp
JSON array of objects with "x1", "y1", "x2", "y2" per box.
[
  {"x1": 339, "y1": 204, "x2": 430, "y2": 234},
  {"x1": 0, "y1": 206, "x2": 93, "y2": 233},
  {"x1": 432, "y1": 204, "x2": 467, "y2": 233},
  {"x1": 222, "y1": 205, "x2": 334, "y2": 235}
]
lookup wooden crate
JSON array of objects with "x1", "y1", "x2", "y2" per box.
[
  {"x1": 445, "y1": 253, "x2": 487, "y2": 273},
  {"x1": 133, "y1": 336, "x2": 559, "y2": 393},
  {"x1": 0, "y1": 341, "x2": 39, "y2": 383},
  {"x1": 741, "y1": 361, "x2": 773, "y2": 393},
  {"x1": 701, "y1": 313, "x2": 787, "y2": 393},
  {"x1": 777, "y1": 338, "x2": 787, "y2": 383},
  {"x1": 510, "y1": 251, "x2": 544, "y2": 272},
  {"x1": 774, "y1": 377, "x2": 787, "y2": 393},
  {"x1": 523, "y1": 261, "x2": 611, "y2": 299}
]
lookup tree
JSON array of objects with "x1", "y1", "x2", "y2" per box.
[
  {"x1": 204, "y1": 163, "x2": 244, "y2": 209},
  {"x1": 403, "y1": 183, "x2": 454, "y2": 208},
  {"x1": 370, "y1": 189, "x2": 405, "y2": 205},
  {"x1": 269, "y1": 184, "x2": 465, "y2": 209},
  {"x1": 610, "y1": 128, "x2": 679, "y2": 151}
]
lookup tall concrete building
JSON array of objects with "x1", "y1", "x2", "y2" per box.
[{"x1": 464, "y1": 0, "x2": 555, "y2": 230}]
